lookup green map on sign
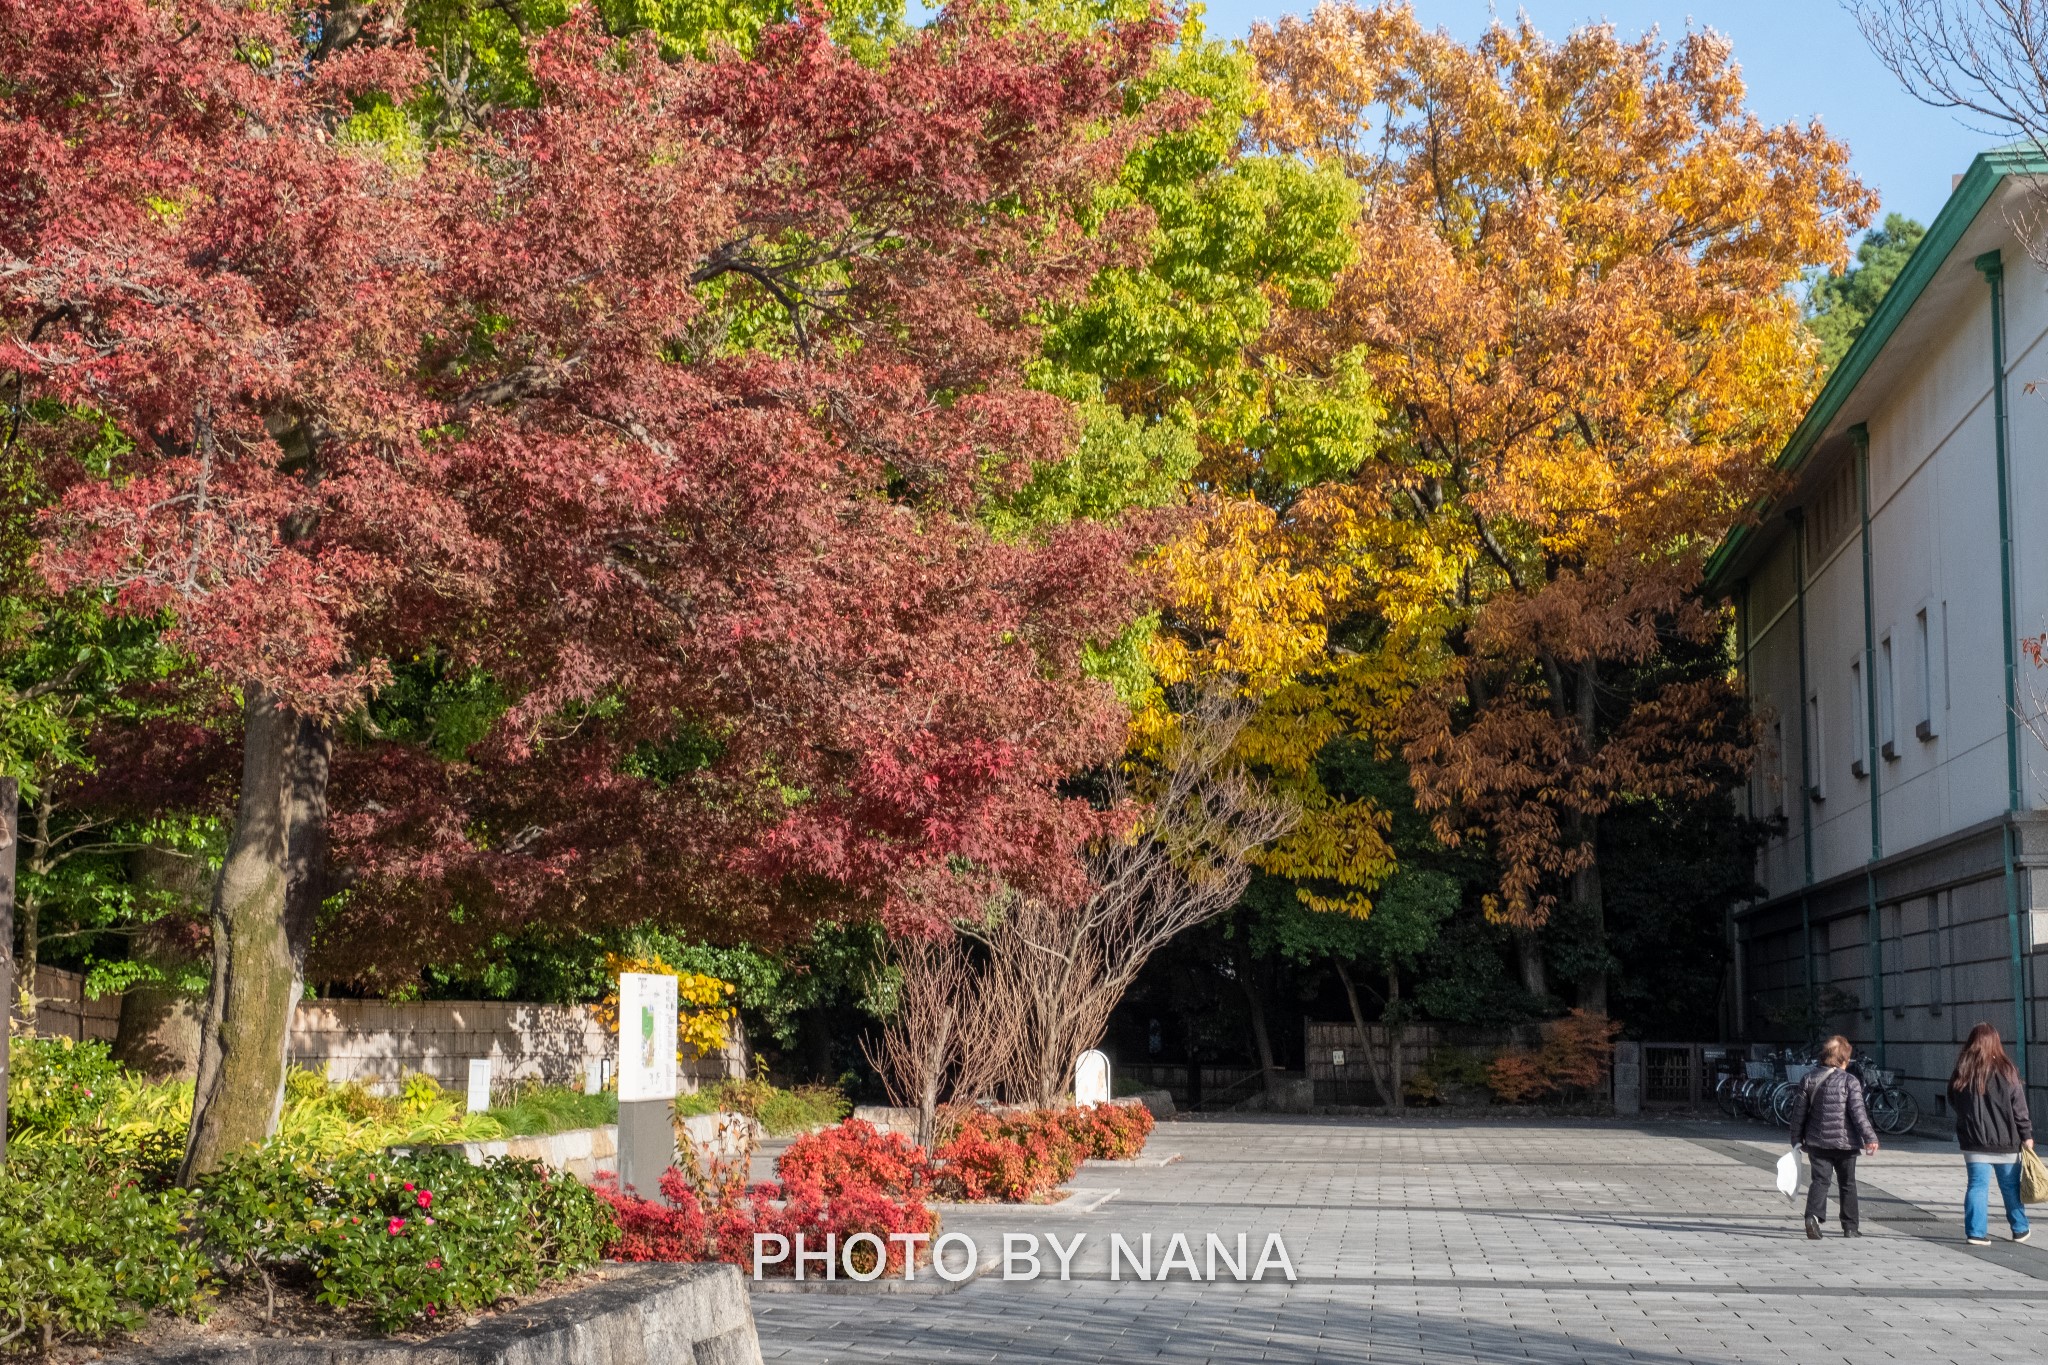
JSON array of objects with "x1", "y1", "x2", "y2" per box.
[{"x1": 640, "y1": 1003, "x2": 656, "y2": 1069}]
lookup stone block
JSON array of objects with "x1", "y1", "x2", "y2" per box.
[{"x1": 123, "y1": 1263, "x2": 761, "y2": 1365}]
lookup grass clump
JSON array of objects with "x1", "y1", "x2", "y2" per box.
[{"x1": 672, "y1": 1078, "x2": 850, "y2": 1135}]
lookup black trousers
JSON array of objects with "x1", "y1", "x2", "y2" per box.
[{"x1": 1804, "y1": 1148, "x2": 1860, "y2": 1230}]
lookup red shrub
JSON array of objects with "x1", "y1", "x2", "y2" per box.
[
  {"x1": 776, "y1": 1119, "x2": 934, "y2": 1200},
  {"x1": 712, "y1": 1183, "x2": 938, "y2": 1278},
  {"x1": 933, "y1": 1113, "x2": 1061, "y2": 1202},
  {"x1": 996, "y1": 1110, "x2": 1080, "y2": 1184},
  {"x1": 589, "y1": 1168, "x2": 710, "y2": 1262},
  {"x1": 1077, "y1": 1101, "x2": 1154, "y2": 1159}
]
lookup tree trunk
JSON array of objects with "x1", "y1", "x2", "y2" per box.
[
  {"x1": 1516, "y1": 931, "x2": 1547, "y2": 998},
  {"x1": 15, "y1": 789, "x2": 48, "y2": 1027},
  {"x1": 1573, "y1": 821, "x2": 1608, "y2": 1016},
  {"x1": 915, "y1": 1004, "x2": 953, "y2": 1153},
  {"x1": 179, "y1": 689, "x2": 331, "y2": 1184},
  {"x1": 1570, "y1": 658, "x2": 1607, "y2": 1015},
  {"x1": 1332, "y1": 957, "x2": 1391, "y2": 1108},
  {"x1": 1231, "y1": 932, "x2": 1279, "y2": 1094},
  {"x1": 1, "y1": 777, "x2": 16, "y2": 1165},
  {"x1": 112, "y1": 847, "x2": 211, "y2": 1081},
  {"x1": 1387, "y1": 967, "x2": 1404, "y2": 1113}
]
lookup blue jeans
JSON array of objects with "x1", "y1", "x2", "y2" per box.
[{"x1": 1965, "y1": 1160, "x2": 2030, "y2": 1240}]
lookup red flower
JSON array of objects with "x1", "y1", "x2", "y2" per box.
[
  {"x1": 388, "y1": 1217, "x2": 407, "y2": 1236},
  {"x1": 403, "y1": 1182, "x2": 416, "y2": 1192},
  {"x1": 427, "y1": 1258, "x2": 443, "y2": 1271},
  {"x1": 416, "y1": 1189, "x2": 433, "y2": 1209}
]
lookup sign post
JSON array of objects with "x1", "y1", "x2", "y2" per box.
[
  {"x1": 616, "y1": 972, "x2": 679, "y2": 1202},
  {"x1": 0, "y1": 777, "x2": 16, "y2": 1167}
]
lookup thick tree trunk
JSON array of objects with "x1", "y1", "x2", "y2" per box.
[
  {"x1": 1332, "y1": 957, "x2": 1391, "y2": 1108},
  {"x1": 1232, "y1": 933, "x2": 1279, "y2": 1093},
  {"x1": 179, "y1": 689, "x2": 331, "y2": 1184},
  {"x1": 112, "y1": 847, "x2": 211, "y2": 1081},
  {"x1": 1516, "y1": 931, "x2": 1547, "y2": 998}
]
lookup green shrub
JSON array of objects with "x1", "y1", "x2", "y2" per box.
[
  {"x1": 196, "y1": 1149, "x2": 615, "y2": 1331},
  {"x1": 5, "y1": 1036, "x2": 124, "y2": 1137},
  {"x1": 0, "y1": 1143, "x2": 208, "y2": 1351},
  {"x1": 673, "y1": 1079, "x2": 848, "y2": 1135},
  {"x1": 485, "y1": 1085, "x2": 617, "y2": 1137}
]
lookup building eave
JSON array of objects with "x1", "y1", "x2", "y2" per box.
[{"x1": 1706, "y1": 146, "x2": 2048, "y2": 592}]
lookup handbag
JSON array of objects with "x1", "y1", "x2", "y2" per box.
[{"x1": 2021, "y1": 1147, "x2": 2048, "y2": 1204}]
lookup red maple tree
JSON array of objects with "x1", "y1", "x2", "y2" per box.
[{"x1": 2, "y1": 0, "x2": 1177, "y2": 1173}]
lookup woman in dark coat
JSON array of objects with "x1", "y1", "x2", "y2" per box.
[
  {"x1": 1949, "y1": 1023, "x2": 2034, "y2": 1246},
  {"x1": 1786, "y1": 1034, "x2": 1878, "y2": 1239}
]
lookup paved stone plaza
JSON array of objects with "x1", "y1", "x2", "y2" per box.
[{"x1": 750, "y1": 1115, "x2": 2048, "y2": 1363}]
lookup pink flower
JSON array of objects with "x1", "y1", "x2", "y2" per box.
[
  {"x1": 388, "y1": 1217, "x2": 407, "y2": 1236},
  {"x1": 423, "y1": 1215, "x2": 436, "y2": 1225},
  {"x1": 403, "y1": 1182, "x2": 416, "y2": 1192},
  {"x1": 416, "y1": 1190, "x2": 433, "y2": 1210},
  {"x1": 426, "y1": 1258, "x2": 443, "y2": 1270}
]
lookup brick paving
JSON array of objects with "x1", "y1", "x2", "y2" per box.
[{"x1": 749, "y1": 1115, "x2": 2048, "y2": 1362}]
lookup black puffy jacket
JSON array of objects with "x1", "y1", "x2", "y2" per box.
[
  {"x1": 1950, "y1": 1073, "x2": 2033, "y2": 1155},
  {"x1": 1788, "y1": 1066, "x2": 1875, "y2": 1151}
]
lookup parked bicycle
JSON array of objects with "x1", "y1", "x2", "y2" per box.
[{"x1": 1717, "y1": 1047, "x2": 1919, "y2": 1136}]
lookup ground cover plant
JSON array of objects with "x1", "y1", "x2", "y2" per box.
[
  {"x1": 0, "y1": 1039, "x2": 618, "y2": 1351},
  {"x1": 673, "y1": 1078, "x2": 851, "y2": 1136}
]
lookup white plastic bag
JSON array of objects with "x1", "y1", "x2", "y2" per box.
[{"x1": 1776, "y1": 1149, "x2": 1802, "y2": 1198}]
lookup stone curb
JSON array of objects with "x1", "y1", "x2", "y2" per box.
[{"x1": 119, "y1": 1263, "x2": 761, "y2": 1365}]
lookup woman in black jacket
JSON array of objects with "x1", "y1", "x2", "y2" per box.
[
  {"x1": 1949, "y1": 1023, "x2": 2034, "y2": 1246},
  {"x1": 1786, "y1": 1034, "x2": 1878, "y2": 1238}
]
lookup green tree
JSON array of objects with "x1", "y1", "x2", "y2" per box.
[{"x1": 1806, "y1": 213, "x2": 1926, "y2": 374}]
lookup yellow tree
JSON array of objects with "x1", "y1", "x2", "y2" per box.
[{"x1": 1245, "y1": 2, "x2": 1872, "y2": 1004}]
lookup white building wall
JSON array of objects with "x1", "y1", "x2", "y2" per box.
[{"x1": 1746, "y1": 246, "x2": 2028, "y2": 900}]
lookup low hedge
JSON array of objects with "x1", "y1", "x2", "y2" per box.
[
  {"x1": 932, "y1": 1102, "x2": 1156, "y2": 1202},
  {"x1": 0, "y1": 1140, "x2": 616, "y2": 1351},
  {"x1": 0, "y1": 1142, "x2": 206, "y2": 1353},
  {"x1": 195, "y1": 1149, "x2": 614, "y2": 1331}
]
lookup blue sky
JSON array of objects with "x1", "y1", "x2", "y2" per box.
[{"x1": 1142, "y1": 1, "x2": 1999, "y2": 231}]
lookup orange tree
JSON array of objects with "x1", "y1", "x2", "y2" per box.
[{"x1": 1243, "y1": 2, "x2": 1871, "y2": 1005}]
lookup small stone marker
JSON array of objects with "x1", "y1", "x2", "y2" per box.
[
  {"x1": 466, "y1": 1057, "x2": 492, "y2": 1113},
  {"x1": 1330, "y1": 1048, "x2": 1346, "y2": 1067},
  {"x1": 1075, "y1": 1048, "x2": 1111, "y2": 1107},
  {"x1": 617, "y1": 972, "x2": 680, "y2": 1203},
  {"x1": 583, "y1": 1060, "x2": 603, "y2": 1096}
]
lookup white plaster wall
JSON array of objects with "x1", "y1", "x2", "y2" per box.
[{"x1": 1744, "y1": 221, "x2": 2042, "y2": 900}]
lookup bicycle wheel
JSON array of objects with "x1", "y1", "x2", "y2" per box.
[
  {"x1": 1884, "y1": 1087, "x2": 1920, "y2": 1136},
  {"x1": 1770, "y1": 1083, "x2": 1796, "y2": 1127},
  {"x1": 1718, "y1": 1076, "x2": 1741, "y2": 1119},
  {"x1": 1868, "y1": 1086, "x2": 1902, "y2": 1134}
]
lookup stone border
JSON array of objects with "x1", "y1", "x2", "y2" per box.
[
  {"x1": 748, "y1": 1248, "x2": 1002, "y2": 1297},
  {"x1": 416, "y1": 1112, "x2": 760, "y2": 1183},
  {"x1": 122, "y1": 1263, "x2": 761, "y2": 1365},
  {"x1": 930, "y1": 1185, "x2": 1120, "y2": 1214}
]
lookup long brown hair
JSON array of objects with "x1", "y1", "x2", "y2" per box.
[{"x1": 1952, "y1": 1023, "x2": 2020, "y2": 1094}]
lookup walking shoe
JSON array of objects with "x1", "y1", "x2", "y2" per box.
[
  {"x1": 1842, "y1": 1228, "x2": 1863, "y2": 1237},
  {"x1": 2016, "y1": 1232, "x2": 2032, "y2": 1244},
  {"x1": 1805, "y1": 1215, "x2": 1823, "y2": 1240},
  {"x1": 1968, "y1": 1237, "x2": 1993, "y2": 1246}
]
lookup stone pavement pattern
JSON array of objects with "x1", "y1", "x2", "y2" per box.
[{"x1": 749, "y1": 1116, "x2": 2048, "y2": 1363}]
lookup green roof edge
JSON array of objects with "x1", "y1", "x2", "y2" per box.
[{"x1": 1705, "y1": 146, "x2": 2048, "y2": 590}]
